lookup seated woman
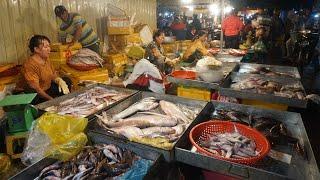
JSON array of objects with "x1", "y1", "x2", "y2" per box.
[
  {"x1": 122, "y1": 58, "x2": 165, "y2": 94},
  {"x1": 145, "y1": 30, "x2": 179, "y2": 74},
  {"x1": 183, "y1": 30, "x2": 213, "y2": 63},
  {"x1": 14, "y1": 35, "x2": 72, "y2": 104}
]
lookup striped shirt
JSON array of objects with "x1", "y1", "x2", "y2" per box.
[{"x1": 59, "y1": 13, "x2": 98, "y2": 47}]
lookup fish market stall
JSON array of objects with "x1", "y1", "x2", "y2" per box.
[
  {"x1": 168, "y1": 61, "x2": 237, "y2": 90},
  {"x1": 175, "y1": 101, "x2": 319, "y2": 179},
  {"x1": 234, "y1": 63, "x2": 301, "y2": 79},
  {"x1": 214, "y1": 51, "x2": 244, "y2": 63},
  {"x1": 87, "y1": 91, "x2": 207, "y2": 161},
  {"x1": 10, "y1": 135, "x2": 161, "y2": 180},
  {"x1": 220, "y1": 73, "x2": 307, "y2": 108},
  {"x1": 36, "y1": 84, "x2": 138, "y2": 119}
]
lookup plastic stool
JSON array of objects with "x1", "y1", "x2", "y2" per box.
[{"x1": 5, "y1": 131, "x2": 28, "y2": 159}]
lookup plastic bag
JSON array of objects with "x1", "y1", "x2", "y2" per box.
[
  {"x1": 0, "y1": 153, "x2": 11, "y2": 174},
  {"x1": 22, "y1": 113, "x2": 88, "y2": 165}
]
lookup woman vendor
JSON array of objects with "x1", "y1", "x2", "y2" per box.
[
  {"x1": 145, "y1": 30, "x2": 180, "y2": 74},
  {"x1": 183, "y1": 30, "x2": 213, "y2": 63},
  {"x1": 14, "y1": 35, "x2": 72, "y2": 104}
]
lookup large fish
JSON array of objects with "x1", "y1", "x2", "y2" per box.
[
  {"x1": 105, "y1": 115, "x2": 178, "y2": 128},
  {"x1": 110, "y1": 126, "x2": 143, "y2": 139},
  {"x1": 159, "y1": 100, "x2": 190, "y2": 123},
  {"x1": 112, "y1": 97, "x2": 159, "y2": 120}
]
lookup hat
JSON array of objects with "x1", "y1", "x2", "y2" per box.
[{"x1": 54, "y1": 5, "x2": 67, "y2": 17}]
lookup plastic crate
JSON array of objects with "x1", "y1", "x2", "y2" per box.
[
  {"x1": 59, "y1": 65, "x2": 109, "y2": 90},
  {"x1": 50, "y1": 43, "x2": 82, "y2": 52},
  {"x1": 177, "y1": 86, "x2": 211, "y2": 101},
  {"x1": 105, "y1": 53, "x2": 128, "y2": 67},
  {"x1": 241, "y1": 99, "x2": 288, "y2": 111},
  {"x1": 107, "y1": 27, "x2": 134, "y2": 35},
  {"x1": 49, "y1": 50, "x2": 78, "y2": 59}
]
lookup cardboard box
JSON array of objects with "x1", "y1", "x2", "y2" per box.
[
  {"x1": 50, "y1": 43, "x2": 82, "y2": 52},
  {"x1": 107, "y1": 27, "x2": 134, "y2": 35}
]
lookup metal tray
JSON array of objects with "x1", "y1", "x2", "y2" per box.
[
  {"x1": 36, "y1": 83, "x2": 138, "y2": 120},
  {"x1": 220, "y1": 73, "x2": 307, "y2": 108},
  {"x1": 10, "y1": 133, "x2": 162, "y2": 180},
  {"x1": 215, "y1": 53, "x2": 243, "y2": 63},
  {"x1": 234, "y1": 63, "x2": 301, "y2": 79},
  {"x1": 167, "y1": 62, "x2": 237, "y2": 90},
  {"x1": 87, "y1": 91, "x2": 207, "y2": 162},
  {"x1": 175, "y1": 101, "x2": 319, "y2": 180}
]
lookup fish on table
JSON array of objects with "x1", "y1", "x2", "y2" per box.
[
  {"x1": 96, "y1": 97, "x2": 200, "y2": 147},
  {"x1": 45, "y1": 87, "x2": 130, "y2": 117}
]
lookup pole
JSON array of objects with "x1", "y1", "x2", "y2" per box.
[{"x1": 220, "y1": 0, "x2": 224, "y2": 52}]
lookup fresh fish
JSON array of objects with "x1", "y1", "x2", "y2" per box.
[
  {"x1": 113, "y1": 97, "x2": 159, "y2": 120},
  {"x1": 104, "y1": 115, "x2": 178, "y2": 128},
  {"x1": 103, "y1": 149, "x2": 119, "y2": 163},
  {"x1": 110, "y1": 126, "x2": 143, "y2": 139},
  {"x1": 38, "y1": 162, "x2": 62, "y2": 178},
  {"x1": 71, "y1": 167, "x2": 92, "y2": 180},
  {"x1": 142, "y1": 127, "x2": 176, "y2": 137},
  {"x1": 45, "y1": 87, "x2": 129, "y2": 117},
  {"x1": 159, "y1": 100, "x2": 190, "y2": 123},
  {"x1": 200, "y1": 132, "x2": 258, "y2": 159}
]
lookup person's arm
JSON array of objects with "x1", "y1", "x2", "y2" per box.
[
  {"x1": 28, "y1": 81, "x2": 53, "y2": 100},
  {"x1": 71, "y1": 24, "x2": 82, "y2": 44}
]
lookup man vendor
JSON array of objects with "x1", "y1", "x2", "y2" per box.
[{"x1": 54, "y1": 5, "x2": 100, "y2": 54}]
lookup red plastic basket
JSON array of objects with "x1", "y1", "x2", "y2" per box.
[{"x1": 189, "y1": 120, "x2": 270, "y2": 165}]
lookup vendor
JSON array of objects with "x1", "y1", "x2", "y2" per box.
[
  {"x1": 145, "y1": 30, "x2": 179, "y2": 74},
  {"x1": 14, "y1": 35, "x2": 72, "y2": 104},
  {"x1": 183, "y1": 30, "x2": 213, "y2": 63},
  {"x1": 54, "y1": 5, "x2": 100, "y2": 54}
]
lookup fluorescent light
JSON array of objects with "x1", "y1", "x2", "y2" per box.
[
  {"x1": 187, "y1": 5, "x2": 194, "y2": 11},
  {"x1": 224, "y1": 6, "x2": 233, "y2": 14},
  {"x1": 209, "y1": 4, "x2": 220, "y2": 15}
]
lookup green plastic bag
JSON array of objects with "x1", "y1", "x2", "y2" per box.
[{"x1": 22, "y1": 113, "x2": 88, "y2": 165}]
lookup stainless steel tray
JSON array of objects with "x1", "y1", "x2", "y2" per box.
[
  {"x1": 87, "y1": 91, "x2": 207, "y2": 162},
  {"x1": 215, "y1": 53, "x2": 243, "y2": 63},
  {"x1": 234, "y1": 63, "x2": 301, "y2": 79},
  {"x1": 10, "y1": 134, "x2": 162, "y2": 180},
  {"x1": 220, "y1": 73, "x2": 307, "y2": 108},
  {"x1": 175, "y1": 101, "x2": 319, "y2": 180},
  {"x1": 36, "y1": 83, "x2": 138, "y2": 120},
  {"x1": 167, "y1": 62, "x2": 237, "y2": 90}
]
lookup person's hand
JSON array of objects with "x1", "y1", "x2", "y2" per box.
[
  {"x1": 66, "y1": 41, "x2": 75, "y2": 49},
  {"x1": 55, "y1": 77, "x2": 70, "y2": 94}
]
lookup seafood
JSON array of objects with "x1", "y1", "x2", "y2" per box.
[
  {"x1": 44, "y1": 87, "x2": 130, "y2": 117},
  {"x1": 200, "y1": 131, "x2": 259, "y2": 159},
  {"x1": 159, "y1": 100, "x2": 190, "y2": 123},
  {"x1": 210, "y1": 108, "x2": 305, "y2": 157},
  {"x1": 239, "y1": 65, "x2": 297, "y2": 78},
  {"x1": 230, "y1": 77, "x2": 305, "y2": 99},
  {"x1": 35, "y1": 144, "x2": 150, "y2": 179},
  {"x1": 97, "y1": 97, "x2": 201, "y2": 148},
  {"x1": 113, "y1": 97, "x2": 158, "y2": 120}
]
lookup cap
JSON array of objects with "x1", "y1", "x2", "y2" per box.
[{"x1": 54, "y1": 5, "x2": 67, "y2": 17}]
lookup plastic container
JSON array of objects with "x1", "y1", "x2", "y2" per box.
[
  {"x1": 189, "y1": 121, "x2": 270, "y2": 165},
  {"x1": 177, "y1": 86, "x2": 211, "y2": 101},
  {"x1": 50, "y1": 43, "x2": 82, "y2": 52},
  {"x1": 241, "y1": 99, "x2": 288, "y2": 111},
  {"x1": 171, "y1": 70, "x2": 196, "y2": 80}
]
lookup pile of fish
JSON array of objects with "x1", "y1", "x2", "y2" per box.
[
  {"x1": 35, "y1": 144, "x2": 149, "y2": 179},
  {"x1": 97, "y1": 97, "x2": 200, "y2": 149},
  {"x1": 211, "y1": 108, "x2": 305, "y2": 156},
  {"x1": 45, "y1": 87, "x2": 129, "y2": 117},
  {"x1": 200, "y1": 130, "x2": 259, "y2": 159},
  {"x1": 239, "y1": 65, "x2": 297, "y2": 78},
  {"x1": 230, "y1": 77, "x2": 305, "y2": 99}
]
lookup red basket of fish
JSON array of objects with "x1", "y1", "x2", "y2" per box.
[{"x1": 189, "y1": 120, "x2": 270, "y2": 165}]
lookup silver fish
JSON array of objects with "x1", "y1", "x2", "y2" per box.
[
  {"x1": 142, "y1": 127, "x2": 176, "y2": 137},
  {"x1": 110, "y1": 126, "x2": 143, "y2": 139},
  {"x1": 112, "y1": 97, "x2": 159, "y2": 120},
  {"x1": 159, "y1": 100, "x2": 190, "y2": 123}
]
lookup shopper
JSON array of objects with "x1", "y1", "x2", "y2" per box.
[
  {"x1": 222, "y1": 10, "x2": 244, "y2": 49},
  {"x1": 54, "y1": 5, "x2": 100, "y2": 54},
  {"x1": 145, "y1": 30, "x2": 179, "y2": 74},
  {"x1": 186, "y1": 25, "x2": 197, "y2": 40},
  {"x1": 183, "y1": 30, "x2": 213, "y2": 63},
  {"x1": 170, "y1": 16, "x2": 187, "y2": 40},
  {"x1": 14, "y1": 35, "x2": 72, "y2": 104},
  {"x1": 271, "y1": 9, "x2": 285, "y2": 57}
]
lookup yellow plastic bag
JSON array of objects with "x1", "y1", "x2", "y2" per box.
[{"x1": 22, "y1": 113, "x2": 88, "y2": 165}]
